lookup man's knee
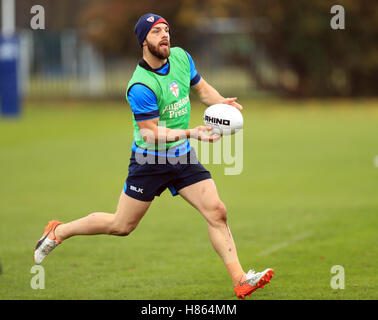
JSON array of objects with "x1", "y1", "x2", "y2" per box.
[
  {"x1": 207, "y1": 201, "x2": 227, "y2": 226},
  {"x1": 109, "y1": 221, "x2": 137, "y2": 237}
]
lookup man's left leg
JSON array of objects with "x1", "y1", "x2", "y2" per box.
[
  {"x1": 178, "y1": 178, "x2": 273, "y2": 298},
  {"x1": 178, "y1": 179, "x2": 246, "y2": 285}
]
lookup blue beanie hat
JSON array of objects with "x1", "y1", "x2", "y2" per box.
[{"x1": 134, "y1": 13, "x2": 170, "y2": 47}]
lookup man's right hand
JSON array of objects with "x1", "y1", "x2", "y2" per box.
[{"x1": 189, "y1": 126, "x2": 222, "y2": 143}]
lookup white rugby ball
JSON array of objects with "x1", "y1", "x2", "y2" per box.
[{"x1": 203, "y1": 104, "x2": 243, "y2": 135}]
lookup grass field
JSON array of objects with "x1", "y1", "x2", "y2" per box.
[{"x1": 0, "y1": 98, "x2": 377, "y2": 300}]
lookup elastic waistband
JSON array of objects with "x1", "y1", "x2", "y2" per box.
[{"x1": 131, "y1": 139, "x2": 191, "y2": 157}]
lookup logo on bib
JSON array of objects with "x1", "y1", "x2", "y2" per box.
[{"x1": 169, "y1": 81, "x2": 179, "y2": 98}]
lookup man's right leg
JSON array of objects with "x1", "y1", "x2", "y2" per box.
[
  {"x1": 34, "y1": 191, "x2": 151, "y2": 264},
  {"x1": 55, "y1": 191, "x2": 151, "y2": 241}
]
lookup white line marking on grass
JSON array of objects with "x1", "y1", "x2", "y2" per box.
[{"x1": 257, "y1": 231, "x2": 314, "y2": 256}]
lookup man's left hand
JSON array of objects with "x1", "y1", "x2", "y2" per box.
[{"x1": 221, "y1": 97, "x2": 243, "y2": 111}]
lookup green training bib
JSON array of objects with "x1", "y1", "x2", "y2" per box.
[{"x1": 126, "y1": 47, "x2": 192, "y2": 150}]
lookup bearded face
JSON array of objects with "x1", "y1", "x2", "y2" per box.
[
  {"x1": 146, "y1": 38, "x2": 170, "y2": 59},
  {"x1": 144, "y1": 23, "x2": 171, "y2": 60}
]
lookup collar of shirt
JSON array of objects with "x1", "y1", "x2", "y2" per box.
[{"x1": 139, "y1": 58, "x2": 169, "y2": 75}]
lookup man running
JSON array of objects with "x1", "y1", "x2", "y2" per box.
[{"x1": 34, "y1": 13, "x2": 273, "y2": 299}]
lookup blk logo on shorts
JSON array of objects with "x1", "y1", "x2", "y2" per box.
[
  {"x1": 169, "y1": 81, "x2": 179, "y2": 98},
  {"x1": 130, "y1": 185, "x2": 143, "y2": 193}
]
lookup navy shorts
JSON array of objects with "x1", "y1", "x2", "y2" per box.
[{"x1": 123, "y1": 147, "x2": 212, "y2": 202}]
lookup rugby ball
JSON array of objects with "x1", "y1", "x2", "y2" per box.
[{"x1": 203, "y1": 104, "x2": 243, "y2": 135}]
